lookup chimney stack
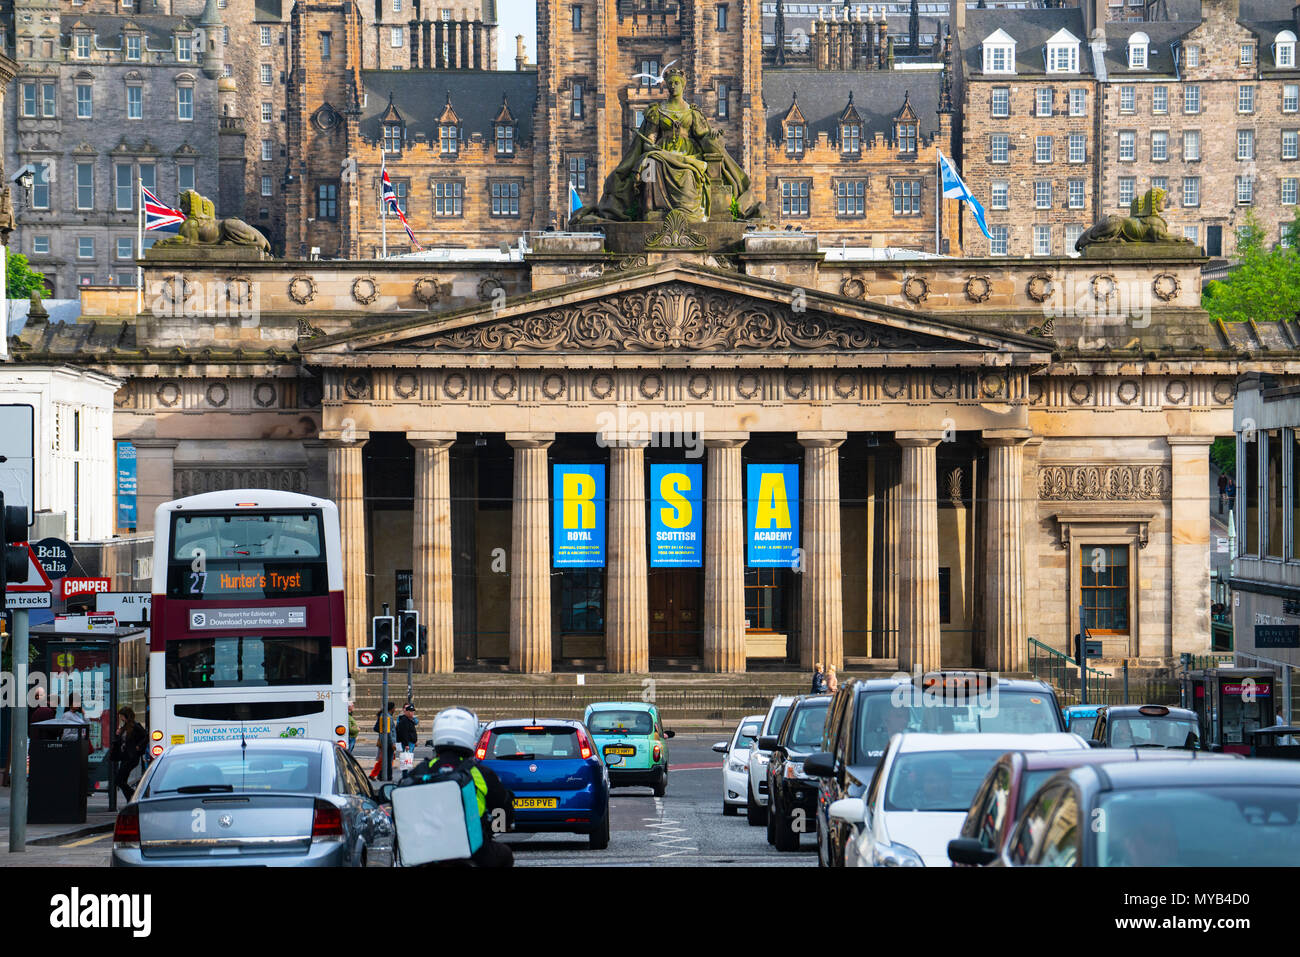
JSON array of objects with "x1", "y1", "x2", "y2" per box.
[{"x1": 515, "y1": 32, "x2": 526, "y2": 70}]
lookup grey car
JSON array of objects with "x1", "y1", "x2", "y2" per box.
[{"x1": 111, "y1": 738, "x2": 396, "y2": 867}]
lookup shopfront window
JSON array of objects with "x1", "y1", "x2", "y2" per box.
[
  {"x1": 1268, "y1": 429, "x2": 1283, "y2": 558},
  {"x1": 1244, "y1": 431, "x2": 1259, "y2": 554}
]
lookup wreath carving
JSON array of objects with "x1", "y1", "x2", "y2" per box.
[
  {"x1": 206, "y1": 383, "x2": 229, "y2": 408},
  {"x1": 224, "y1": 276, "x2": 255, "y2": 308},
  {"x1": 1091, "y1": 273, "x2": 1118, "y2": 304},
  {"x1": 1025, "y1": 274, "x2": 1055, "y2": 304},
  {"x1": 833, "y1": 373, "x2": 858, "y2": 399},
  {"x1": 542, "y1": 374, "x2": 567, "y2": 400},
  {"x1": 442, "y1": 373, "x2": 467, "y2": 399},
  {"x1": 902, "y1": 276, "x2": 929, "y2": 304},
  {"x1": 687, "y1": 373, "x2": 711, "y2": 399},
  {"x1": 394, "y1": 373, "x2": 419, "y2": 399},
  {"x1": 477, "y1": 276, "x2": 506, "y2": 303},
  {"x1": 736, "y1": 374, "x2": 761, "y2": 399},
  {"x1": 156, "y1": 382, "x2": 181, "y2": 408},
  {"x1": 964, "y1": 275, "x2": 992, "y2": 304},
  {"x1": 351, "y1": 277, "x2": 379, "y2": 305},
  {"x1": 785, "y1": 373, "x2": 809, "y2": 399},
  {"x1": 253, "y1": 382, "x2": 278, "y2": 408},
  {"x1": 840, "y1": 276, "x2": 868, "y2": 300},
  {"x1": 288, "y1": 275, "x2": 316, "y2": 305},
  {"x1": 413, "y1": 277, "x2": 441, "y2": 306},
  {"x1": 1152, "y1": 272, "x2": 1180, "y2": 303},
  {"x1": 344, "y1": 375, "x2": 371, "y2": 400},
  {"x1": 980, "y1": 374, "x2": 1005, "y2": 398},
  {"x1": 492, "y1": 373, "x2": 517, "y2": 400},
  {"x1": 639, "y1": 374, "x2": 664, "y2": 400},
  {"x1": 882, "y1": 373, "x2": 906, "y2": 399},
  {"x1": 1116, "y1": 380, "x2": 1140, "y2": 405},
  {"x1": 591, "y1": 373, "x2": 615, "y2": 400}
]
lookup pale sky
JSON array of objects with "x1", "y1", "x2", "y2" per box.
[{"x1": 496, "y1": 0, "x2": 537, "y2": 69}]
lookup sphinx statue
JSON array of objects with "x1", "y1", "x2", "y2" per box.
[
  {"x1": 573, "y1": 66, "x2": 765, "y2": 225},
  {"x1": 151, "y1": 190, "x2": 272, "y2": 253},
  {"x1": 1075, "y1": 188, "x2": 1196, "y2": 252}
]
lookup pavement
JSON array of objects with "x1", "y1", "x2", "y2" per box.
[{"x1": 0, "y1": 734, "x2": 815, "y2": 867}]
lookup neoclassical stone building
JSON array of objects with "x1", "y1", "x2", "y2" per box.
[{"x1": 14, "y1": 234, "x2": 1273, "y2": 674}]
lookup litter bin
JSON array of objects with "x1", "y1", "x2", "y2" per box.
[{"x1": 29, "y1": 717, "x2": 90, "y2": 825}]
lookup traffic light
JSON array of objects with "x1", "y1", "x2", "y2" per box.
[
  {"x1": 0, "y1": 492, "x2": 27, "y2": 608},
  {"x1": 396, "y1": 609, "x2": 419, "y2": 660},
  {"x1": 372, "y1": 614, "x2": 395, "y2": 668},
  {"x1": 418, "y1": 624, "x2": 428, "y2": 659}
]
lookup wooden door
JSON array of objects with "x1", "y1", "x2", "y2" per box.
[{"x1": 649, "y1": 568, "x2": 701, "y2": 658}]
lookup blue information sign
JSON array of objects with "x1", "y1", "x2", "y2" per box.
[
  {"x1": 746, "y1": 464, "x2": 800, "y2": 567},
  {"x1": 552, "y1": 464, "x2": 605, "y2": 567},
  {"x1": 649, "y1": 463, "x2": 703, "y2": 567},
  {"x1": 116, "y1": 441, "x2": 137, "y2": 528}
]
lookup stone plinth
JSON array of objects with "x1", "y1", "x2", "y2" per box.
[
  {"x1": 145, "y1": 246, "x2": 273, "y2": 262},
  {"x1": 601, "y1": 218, "x2": 751, "y2": 254},
  {"x1": 1081, "y1": 243, "x2": 1203, "y2": 260}
]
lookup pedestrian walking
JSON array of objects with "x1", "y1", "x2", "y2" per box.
[
  {"x1": 1226, "y1": 477, "x2": 1237, "y2": 513},
  {"x1": 347, "y1": 701, "x2": 359, "y2": 753},
  {"x1": 810, "y1": 663, "x2": 828, "y2": 694},
  {"x1": 396, "y1": 704, "x2": 419, "y2": 755},
  {"x1": 111, "y1": 707, "x2": 148, "y2": 802},
  {"x1": 826, "y1": 667, "x2": 839, "y2": 695},
  {"x1": 1218, "y1": 473, "x2": 1228, "y2": 514}
]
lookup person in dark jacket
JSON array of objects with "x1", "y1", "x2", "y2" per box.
[
  {"x1": 406, "y1": 707, "x2": 514, "y2": 868},
  {"x1": 111, "y1": 707, "x2": 148, "y2": 801},
  {"x1": 396, "y1": 704, "x2": 419, "y2": 754},
  {"x1": 811, "y1": 663, "x2": 828, "y2": 694}
]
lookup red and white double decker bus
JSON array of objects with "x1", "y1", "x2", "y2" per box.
[{"x1": 148, "y1": 490, "x2": 349, "y2": 758}]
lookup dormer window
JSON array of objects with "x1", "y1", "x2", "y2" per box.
[
  {"x1": 440, "y1": 124, "x2": 458, "y2": 155},
  {"x1": 841, "y1": 122, "x2": 861, "y2": 153},
  {"x1": 75, "y1": 33, "x2": 91, "y2": 58},
  {"x1": 383, "y1": 122, "x2": 402, "y2": 153},
  {"x1": 982, "y1": 30, "x2": 1016, "y2": 74},
  {"x1": 786, "y1": 123, "x2": 804, "y2": 155},
  {"x1": 1128, "y1": 32, "x2": 1148, "y2": 70},
  {"x1": 126, "y1": 33, "x2": 141, "y2": 60},
  {"x1": 177, "y1": 34, "x2": 192, "y2": 61},
  {"x1": 1278, "y1": 31, "x2": 1296, "y2": 68},
  {"x1": 897, "y1": 122, "x2": 917, "y2": 153},
  {"x1": 1045, "y1": 28, "x2": 1079, "y2": 73},
  {"x1": 496, "y1": 123, "x2": 514, "y2": 154},
  {"x1": 1241, "y1": 43, "x2": 1254, "y2": 66}
]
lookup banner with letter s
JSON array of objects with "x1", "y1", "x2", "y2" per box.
[
  {"x1": 746, "y1": 464, "x2": 799, "y2": 567},
  {"x1": 649, "y1": 463, "x2": 703, "y2": 567},
  {"x1": 553, "y1": 464, "x2": 606, "y2": 567}
]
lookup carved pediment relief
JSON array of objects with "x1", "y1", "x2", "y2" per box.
[{"x1": 401, "y1": 282, "x2": 966, "y2": 354}]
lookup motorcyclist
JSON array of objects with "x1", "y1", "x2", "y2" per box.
[{"x1": 406, "y1": 707, "x2": 515, "y2": 867}]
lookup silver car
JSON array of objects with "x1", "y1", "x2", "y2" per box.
[{"x1": 111, "y1": 738, "x2": 396, "y2": 867}]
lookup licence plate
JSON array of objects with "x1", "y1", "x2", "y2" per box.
[
  {"x1": 605, "y1": 746, "x2": 636, "y2": 756},
  {"x1": 513, "y1": 797, "x2": 558, "y2": 809}
]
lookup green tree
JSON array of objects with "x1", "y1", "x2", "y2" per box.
[
  {"x1": 1204, "y1": 210, "x2": 1300, "y2": 323},
  {"x1": 5, "y1": 250, "x2": 48, "y2": 299},
  {"x1": 1210, "y1": 436, "x2": 1235, "y2": 477}
]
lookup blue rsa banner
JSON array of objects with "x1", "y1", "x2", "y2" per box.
[
  {"x1": 117, "y1": 441, "x2": 138, "y2": 528},
  {"x1": 649, "y1": 464, "x2": 703, "y2": 567},
  {"x1": 553, "y1": 464, "x2": 605, "y2": 567},
  {"x1": 747, "y1": 464, "x2": 799, "y2": 567}
]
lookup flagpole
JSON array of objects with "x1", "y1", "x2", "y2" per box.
[
  {"x1": 380, "y1": 155, "x2": 388, "y2": 259},
  {"x1": 137, "y1": 176, "x2": 144, "y2": 314}
]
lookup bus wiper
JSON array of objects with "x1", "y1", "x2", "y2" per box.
[{"x1": 176, "y1": 784, "x2": 235, "y2": 793}]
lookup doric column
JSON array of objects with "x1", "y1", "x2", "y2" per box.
[
  {"x1": 508, "y1": 433, "x2": 554, "y2": 673},
  {"x1": 325, "y1": 431, "x2": 369, "y2": 657},
  {"x1": 874, "y1": 453, "x2": 901, "y2": 659},
  {"x1": 450, "y1": 449, "x2": 478, "y2": 663},
  {"x1": 703, "y1": 434, "x2": 748, "y2": 672},
  {"x1": 896, "y1": 432, "x2": 942, "y2": 672},
  {"x1": 799, "y1": 432, "x2": 846, "y2": 671},
  {"x1": 606, "y1": 438, "x2": 649, "y2": 672},
  {"x1": 1169, "y1": 436, "x2": 1214, "y2": 658},
  {"x1": 983, "y1": 430, "x2": 1032, "y2": 672},
  {"x1": 1021, "y1": 437, "x2": 1044, "y2": 650},
  {"x1": 410, "y1": 433, "x2": 455, "y2": 673}
]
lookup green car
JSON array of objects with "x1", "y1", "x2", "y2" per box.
[{"x1": 584, "y1": 702, "x2": 674, "y2": 796}]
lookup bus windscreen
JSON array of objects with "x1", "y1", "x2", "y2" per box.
[
  {"x1": 166, "y1": 635, "x2": 332, "y2": 689},
  {"x1": 171, "y1": 511, "x2": 323, "y2": 561}
]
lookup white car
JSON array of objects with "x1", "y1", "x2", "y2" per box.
[
  {"x1": 829, "y1": 732, "x2": 1087, "y2": 867},
  {"x1": 713, "y1": 714, "x2": 764, "y2": 816},
  {"x1": 747, "y1": 696, "x2": 795, "y2": 826}
]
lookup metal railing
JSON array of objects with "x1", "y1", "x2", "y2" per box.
[{"x1": 1027, "y1": 637, "x2": 1179, "y2": 708}]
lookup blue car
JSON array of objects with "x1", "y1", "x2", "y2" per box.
[
  {"x1": 1062, "y1": 705, "x2": 1102, "y2": 738},
  {"x1": 476, "y1": 718, "x2": 611, "y2": 849}
]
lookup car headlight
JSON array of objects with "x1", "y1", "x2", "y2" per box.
[
  {"x1": 728, "y1": 759, "x2": 749, "y2": 773},
  {"x1": 783, "y1": 762, "x2": 807, "y2": 780},
  {"x1": 871, "y1": 841, "x2": 925, "y2": 867}
]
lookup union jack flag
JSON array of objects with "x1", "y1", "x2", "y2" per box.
[
  {"x1": 141, "y1": 185, "x2": 185, "y2": 232},
  {"x1": 382, "y1": 169, "x2": 421, "y2": 250}
]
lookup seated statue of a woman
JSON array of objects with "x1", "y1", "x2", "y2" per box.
[{"x1": 573, "y1": 66, "x2": 763, "y2": 225}]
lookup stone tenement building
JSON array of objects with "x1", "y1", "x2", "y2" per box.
[
  {"x1": 3, "y1": 0, "x2": 225, "y2": 294},
  {"x1": 12, "y1": 232, "x2": 1272, "y2": 674},
  {"x1": 282, "y1": 0, "x2": 963, "y2": 256}
]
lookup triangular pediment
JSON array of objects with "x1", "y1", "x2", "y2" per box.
[{"x1": 301, "y1": 263, "x2": 1050, "y2": 365}]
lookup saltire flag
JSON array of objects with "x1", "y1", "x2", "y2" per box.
[
  {"x1": 142, "y1": 186, "x2": 185, "y2": 232},
  {"x1": 382, "y1": 168, "x2": 421, "y2": 250},
  {"x1": 569, "y1": 183, "x2": 583, "y2": 215},
  {"x1": 938, "y1": 151, "x2": 991, "y2": 240}
]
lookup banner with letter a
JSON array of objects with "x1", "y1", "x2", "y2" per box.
[
  {"x1": 649, "y1": 463, "x2": 703, "y2": 567},
  {"x1": 553, "y1": 464, "x2": 606, "y2": 567},
  {"x1": 746, "y1": 464, "x2": 800, "y2": 567}
]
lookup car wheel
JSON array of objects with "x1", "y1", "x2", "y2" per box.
[
  {"x1": 589, "y1": 812, "x2": 610, "y2": 850},
  {"x1": 652, "y1": 768, "x2": 667, "y2": 798},
  {"x1": 773, "y1": 804, "x2": 800, "y2": 852},
  {"x1": 746, "y1": 780, "x2": 767, "y2": 826},
  {"x1": 766, "y1": 804, "x2": 776, "y2": 844},
  {"x1": 723, "y1": 802, "x2": 738, "y2": 817}
]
